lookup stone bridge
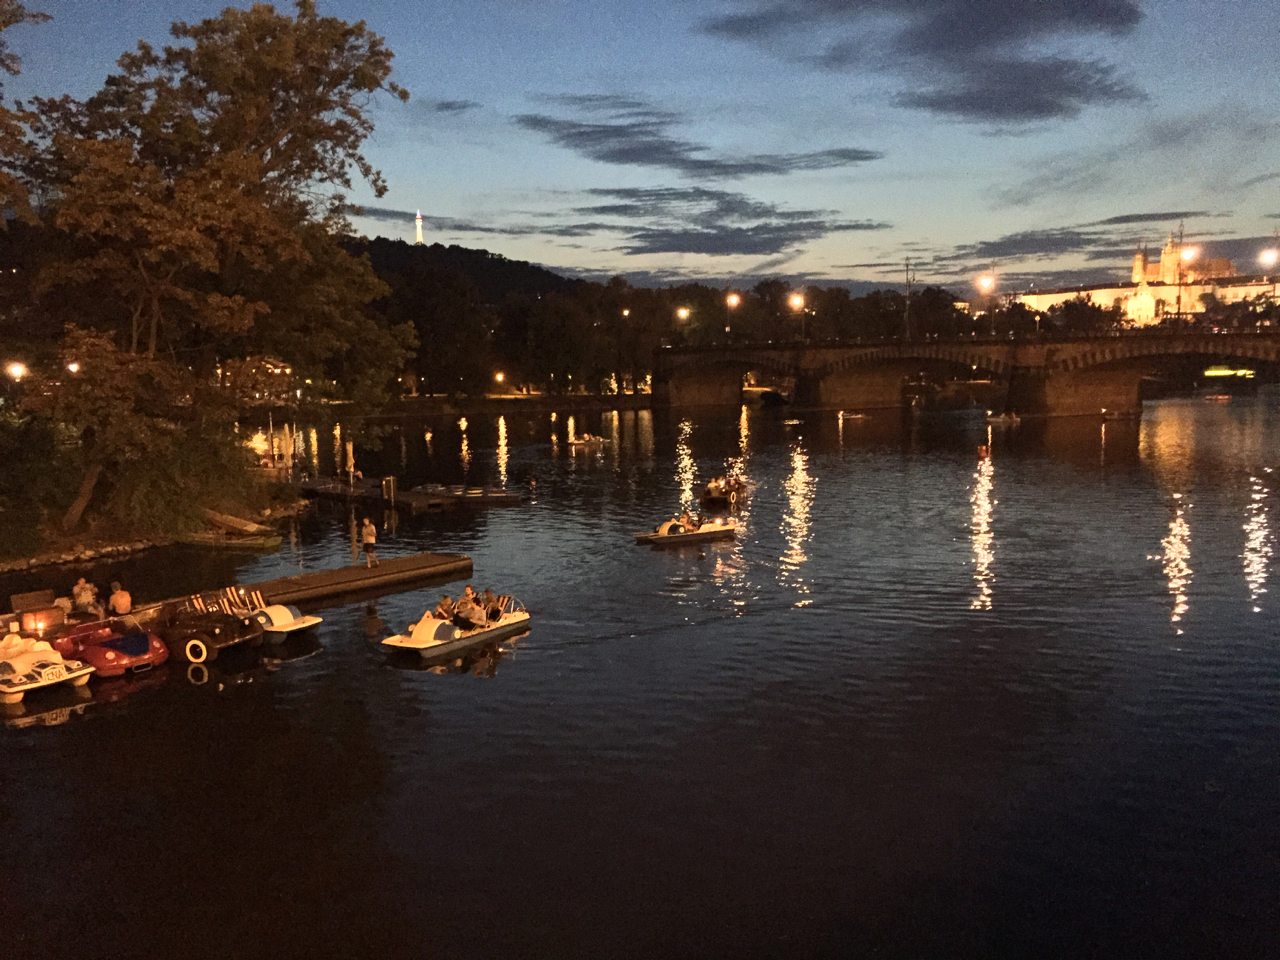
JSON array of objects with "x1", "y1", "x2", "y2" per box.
[{"x1": 651, "y1": 331, "x2": 1280, "y2": 416}]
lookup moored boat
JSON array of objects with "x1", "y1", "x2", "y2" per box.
[{"x1": 0, "y1": 633, "x2": 94, "y2": 704}]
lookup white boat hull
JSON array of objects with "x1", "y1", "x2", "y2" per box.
[{"x1": 382, "y1": 610, "x2": 531, "y2": 658}]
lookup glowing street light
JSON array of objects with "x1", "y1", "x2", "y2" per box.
[
  {"x1": 676, "y1": 306, "x2": 691, "y2": 321},
  {"x1": 621, "y1": 308, "x2": 630, "y2": 317},
  {"x1": 977, "y1": 275, "x2": 995, "y2": 293},
  {"x1": 1180, "y1": 245, "x2": 1199, "y2": 262},
  {"x1": 494, "y1": 371, "x2": 505, "y2": 383},
  {"x1": 726, "y1": 293, "x2": 741, "y2": 308},
  {"x1": 5, "y1": 362, "x2": 26, "y2": 381},
  {"x1": 788, "y1": 293, "x2": 805, "y2": 311},
  {"x1": 1259, "y1": 248, "x2": 1278, "y2": 270},
  {"x1": 66, "y1": 362, "x2": 80, "y2": 374}
]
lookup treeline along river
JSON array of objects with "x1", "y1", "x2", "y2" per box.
[{"x1": 1, "y1": 396, "x2": 1276, "y2": 958}]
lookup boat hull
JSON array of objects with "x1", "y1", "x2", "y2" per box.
[{"x1": 383, "y1": 610, "x2": 531, "y2": 658}]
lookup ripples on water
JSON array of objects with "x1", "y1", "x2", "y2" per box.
[{"x1": 1, "y1": 398, "x2": 1277, "y2": 959}]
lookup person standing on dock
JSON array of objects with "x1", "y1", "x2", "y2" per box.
[{"x1": 361, "y1": 517, "x2": 380, "y2": 568}]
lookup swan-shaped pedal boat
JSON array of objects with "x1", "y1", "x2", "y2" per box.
[
  {"x1": 382, "y1": 601, "x2": 530, "y2": 659},
  {"x1": 634, "y1": 518, "x2": 737, "y2": 546}
]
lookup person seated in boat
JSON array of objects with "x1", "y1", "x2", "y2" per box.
[
  {"x1": 453, "y1": 589, "x2": 487, "y2": 631},
  {"x1": 433, "y1": 595, "x2": 456, "y2": 621},
  {"x1": 72, "y1": 578, "x2": 103, "y2": 619},
  {"x1": 679, "y1": 510, "x2": 701, "y2": 531},
  {"x1": 480, "y1": 588, "x2": 504, "y2": 622}
]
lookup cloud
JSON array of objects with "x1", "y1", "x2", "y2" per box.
[
  {"x1": 430, "y1": 99, "x2": 481, "y2": 113},
  {"x1": 577, "y1": 186, "x2": 888, "y2": 255},
  {"x1": 703, "y1": 0, "x2": 1145, "y2": 122},
  {"x1": 1087, "y1": 211, "x2": 1212, "y2": 226},
  {"x1": 1241, "y1": 171, "x2": 1280, "y2": 189},
  {"x1": 515, "y1": 98, "x2": 881, "y2": 178}
]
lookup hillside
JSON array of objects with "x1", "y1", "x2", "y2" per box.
[{"x1": 348, "y1": 237, "x2": 581, "y2": 304}]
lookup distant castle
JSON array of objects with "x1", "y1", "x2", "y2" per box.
[{"x1": 1018, "y1": 234, "x2": 1271, "y2": 325}]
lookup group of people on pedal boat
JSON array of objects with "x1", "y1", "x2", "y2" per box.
[{"x1": 430, "y1": 585, "x2": 512, "y2": 631}]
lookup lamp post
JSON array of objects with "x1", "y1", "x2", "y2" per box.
[
  {"x1": 788, "y1": 292, "x2": 805, "y2": 341},
  {"x1": 1176, "y1": 244, "x2": 1198, "y2": 323},
  {"x1": 976, "y1": 274, "x2": 996, "y2": 336},
  {"x1": 725, "y1": 292, "x2": 740, "y2": 340},
  {"x1": 1260, "y1": 247, "x2": 1278, "y2": 317}
]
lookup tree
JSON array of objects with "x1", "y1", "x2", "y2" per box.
[{"x1": 0, "y1": 1, "x2": 47, "y2": 225}]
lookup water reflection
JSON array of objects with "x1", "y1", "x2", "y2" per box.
[
  {"x1": 1160, "y1": 495, "x2": 1192, "y2": 630},
  {"x1": 780, "y1": 443, "x2": 815, "y2": 605},
  {"x1": 307, "y1": 427, "x2": 319, "y2": 475},
  {"x1": 676, "y1": 419, "x2": 695, "y2": 510},
  {"x1": 497, "y1": 416, "x2": 509, "y2": 488},
  {"x1": 458, "y1": 417, "x2": 471, "y2": 474},
  {"x1": 638, "y1": 409, "x2": 654, "y2": 459},
  {"x1": 332, "y1": 423, "x2": 342, "y2": 474},
  {"x1": 1243, "y1": 473, "x2": 1272, "y2": 613},
  {"x1": 970, "y1": 452, "x2": 995, "y2": 611}
]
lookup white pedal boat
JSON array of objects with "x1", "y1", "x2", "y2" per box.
[
  {"x1": 251, "y1": 603, "x2": 323, "y2": 639},
  {"x1": 0, "y1": 634, "x2": 94, "y2": 704},
  {"x1": 634, "y1": 518, "x2": 737, "y2": 546},
  {"x1": 382, "y1": 605, "x2": 530, "y2": 659}
]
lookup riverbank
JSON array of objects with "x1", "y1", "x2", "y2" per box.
[{"x1": 384, "y1": 392, "x2": 652, "y2": 418}]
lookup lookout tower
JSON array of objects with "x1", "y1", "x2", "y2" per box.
[{"x1": 415, "y1": 210, "x2": 424, "y2": 246}]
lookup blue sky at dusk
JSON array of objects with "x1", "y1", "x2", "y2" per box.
[{"x1": 7, "y1": 0, "x2": 1279, "y2": 293}]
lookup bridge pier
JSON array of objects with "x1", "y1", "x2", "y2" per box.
[
  {"x1": 1007, "y1": 366, "x2": 1144, "y2": 418},
  {"x1": 653, "y1": 365, "x2": 745, "y2": 406},
  {"x1": 799, "y1": 363, "x2": 917, "y2": 409}
]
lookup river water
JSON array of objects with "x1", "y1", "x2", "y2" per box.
[{"x1": 1, "y1": 398, "x2": 1276, "y2": 959}]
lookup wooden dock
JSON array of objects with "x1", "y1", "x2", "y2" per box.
[
  {"x1": 242, "y1": 551, "x2": 473, "y2": 605},
  {"x1": 298, "y1": 478, "x2": 521, "y2": 513}
]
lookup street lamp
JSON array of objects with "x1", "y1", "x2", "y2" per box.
[
  {"x1": 1176, "y1": 245, "x2": 1199, "y2": 322},
  {"x1": 976, "y1": 275, "x2": 996, "y2": 336},
  {"x1": 5, "y1": 362, "x2": 26, "y2": 381},
  {"x1": 788, "y1": 292, "x2": 807, "y2": 340},
  {"x1": 725, "y1": 292, "x2": 740, "y2": 337},
  {"x1": 676, "y1": 306, "x2": 691, "y2": 321},
  {"x1": 1259, "y1": 247, "x2": 1280, "y2": 320}
]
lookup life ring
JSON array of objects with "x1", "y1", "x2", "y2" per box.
[
  {"x1": 728, "y1": 490, "x2": 737, "y2": 505},
  {"x1": 184, "y1": 634, "x2": 216, "y2": 663}
]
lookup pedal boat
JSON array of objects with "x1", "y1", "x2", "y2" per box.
[
  {"x1": 251, "y1": 604, "x2": 323, "y2": 640},
  {"x1": 634, "y1": 518, "x2": 737, "y2": 546},
  {"x1": 51, "y1": 618, "x2": 169, "y2": 677},
  {"x1": 382, "y1": 603, "x2": 530, "y2": 659},
  {"x1": 0, "y1": 634, "x2": 94, "y2": 704}
]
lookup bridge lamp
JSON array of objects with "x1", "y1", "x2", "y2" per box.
[{"x1": 5, "y1": 362, "x2": 25, "y2": 381}]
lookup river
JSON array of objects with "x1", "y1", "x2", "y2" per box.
[{"x1": 1, "y1": 397, "x2": 1276, "y2": 959}]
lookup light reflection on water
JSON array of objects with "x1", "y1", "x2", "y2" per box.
[
  {"x1": 1160, "y1": 495, "x2": 1193, "y2": 629},
  {"x1": 780, "y1": 443, "x2": 814, "y2": 605},
  {"x1": 496, "y1": 416, "x2": 508, "y2": 488},
  {"x1": 1243, "y1": 473, "x2": 1272, "y2": 612},
  {"x1": 970, "y1": 453, "x2": 996, "y2": 611},
  {"x1": 676, "y1": 419, "x2": 695, "y2": 510}
]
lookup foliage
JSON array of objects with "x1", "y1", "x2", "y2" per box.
[
  {"x1": 0, "y1": 1, "x2": 47, "y2": 225},
  {"x1": 0, "y1": 410, "x2": 73, "y2": 558}
]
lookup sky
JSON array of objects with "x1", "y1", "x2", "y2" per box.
[{"x1": 6, "y1": 0, "x2": 1280, "y2": 293}]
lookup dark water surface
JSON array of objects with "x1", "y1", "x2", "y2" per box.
[{"x1": 2, "y1": 399, "x2": 1277, "y2": 959}]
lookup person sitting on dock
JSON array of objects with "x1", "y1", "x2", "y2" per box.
[
  {"x1": 72, "y1": 578, "x2": 103, "y2": 618},
  {"x1": 107, "y1": 581, "x2": 132, "y2": 616}
]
